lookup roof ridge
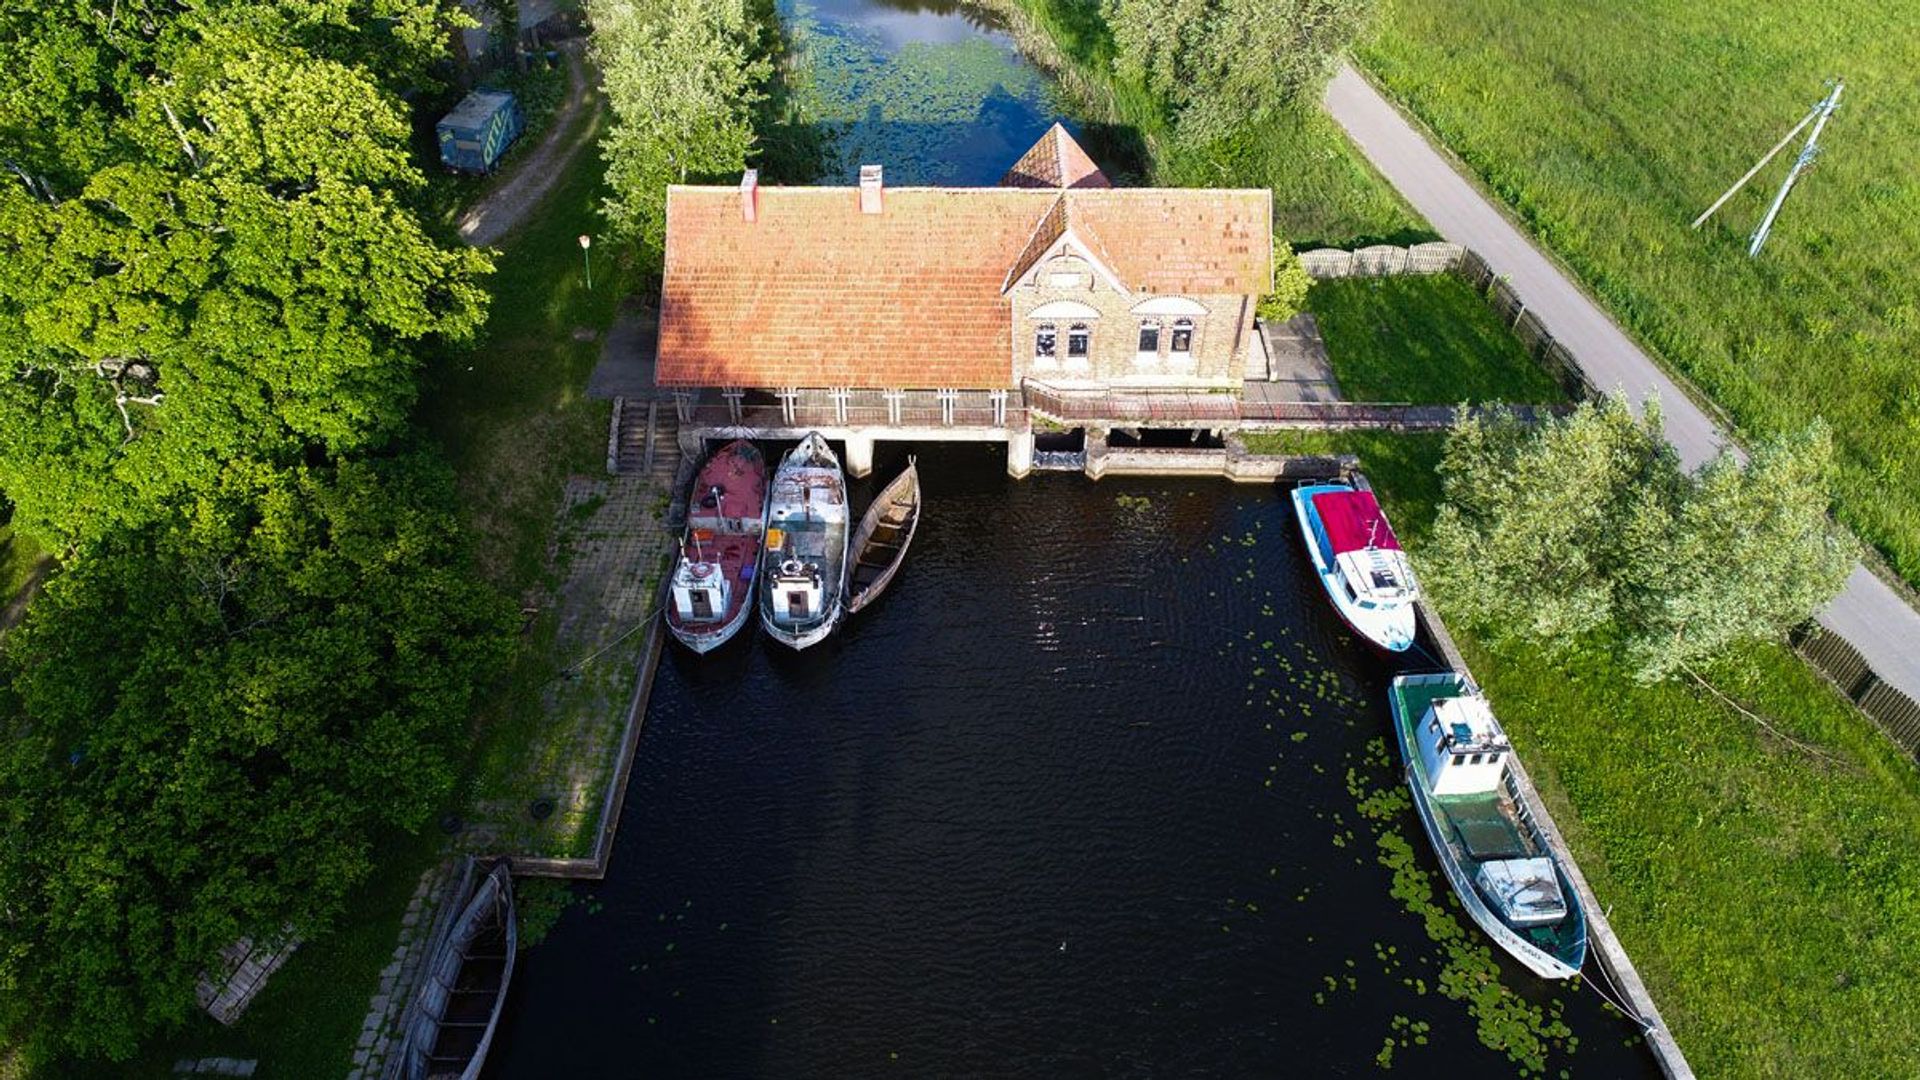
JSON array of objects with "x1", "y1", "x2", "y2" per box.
[{"x1": 1000, "y1": 192, "x2": 1068, "y2": 293}]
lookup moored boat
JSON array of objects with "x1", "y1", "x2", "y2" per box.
[
  {"x1": 1388, "y1": 673, "x2": 1588, "y2": 980},
  {"x1": 397, "y1": 859, "x2": 518, "y2": 1080},
  {"x1": 1291, "y1": 480, "x2": 1418, "y2": 651},
  {"x1": 759, "y1": 433, "x2": 849, "y2": 649},
  {"x1": 667, "y1": 440, "x2": 768, "y2": 653},
  {"x1": 846, "y1": 458, "x2": 920, "y2": 615}
]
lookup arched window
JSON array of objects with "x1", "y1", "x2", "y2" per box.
[
  {"x1": 1137, "y1": 319, "x2": 1162, "y2": 354},
  {"x1": 1034, "y1": 323, "x2": 1057, "y2": 358},
  {"x1": 1067, "y1": 323, "x2": 1090, "y2": 358},
  {"x1": 1171, "y1": 318, "x2": 1194, "y2": 354}
]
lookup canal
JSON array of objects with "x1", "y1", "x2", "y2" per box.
[{"x1": 491, "y1": 1, "x2": 1657, "y2": 1074}]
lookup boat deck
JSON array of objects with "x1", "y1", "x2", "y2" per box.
[{"x1": 1434, "y1": 790, "x2": 1535, "y2": 861}]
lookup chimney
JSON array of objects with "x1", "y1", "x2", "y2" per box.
[
  {"x1": 859, "y1": 164, "x2": 883, "y2": 215},
  {"x1": 739, "y1": 168, "x2": 759, "y2": 223}
]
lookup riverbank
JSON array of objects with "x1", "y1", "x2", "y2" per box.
[{"x1": 1249, "y1": 429, "x2": 1920, "y2": 1079}]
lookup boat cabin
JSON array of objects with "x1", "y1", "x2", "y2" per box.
[
  {"x1": 1475, "y1": 856, "x2": 1569, "y2": 928},
  {"x1": 1415, "y1": 695, "x2": 1511, "y2": 797},
  {"x1": 765, "y1": 526, "x2": 827, "y2": 623},
  {"x1": 670, "y1": 546, "x2": 730, "y2": 623}
]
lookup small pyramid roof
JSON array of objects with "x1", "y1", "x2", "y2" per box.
[{"x1": 999, "y1": 123, "x2": 1112, "y2": 190}]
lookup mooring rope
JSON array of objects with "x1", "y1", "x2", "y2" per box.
[
  {"x1": 552, "y1": 597, "x2": 663, "y2": 684},
  {"x1": 1583, "y1": 954, "x2": 1658, "y2": 1036}
]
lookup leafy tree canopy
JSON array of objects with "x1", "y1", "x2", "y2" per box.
[
  {"x1": 0, "y1": 454, "x2": 514, "y2": 1062},
  {"x1": 1105, "y1": 0, "x2": 1377, "y2": 144},
  {"x1": 0, "y1": 1, "x2": 490, "y2": 547},
  {"x1": 1421, "y1": 396, "x2": 1857, "y2": 681},
  {"x1": 591, "y1": 0, "x2": 770, "y2": 255}
]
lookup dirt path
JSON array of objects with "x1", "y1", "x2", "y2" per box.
[
  {"x1": 0, "y1": 556, "x2": 54, "y2": 634},
  {"x1": 457, "y1": 43, "x2": 603, "y2": 248},
  {"x1": 1322, "y1": 62, "x2": 1920, "y2": 712}
]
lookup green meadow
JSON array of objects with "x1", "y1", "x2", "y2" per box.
[
  {"x1": 1361, "y1": 0, "x2": 1920, "y2": 584},
  {"x1": 1247, "y1": 430, "x2": 1920, "y2": 1079}
]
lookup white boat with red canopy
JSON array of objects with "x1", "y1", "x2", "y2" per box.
[{"x1": 1291, "y1": 480, "x2": 1419, "y2": 651}]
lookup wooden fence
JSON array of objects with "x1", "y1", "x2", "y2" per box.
[{"x1": 1791, "y1": 623, "x2": 1920, "y2": 755}]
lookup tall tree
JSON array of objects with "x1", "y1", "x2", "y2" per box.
[
  {"x1": 591, "y1": 0, "x2": 770, "y2": 255},
  {"x1": 0, "y1": 3, "x2": 490, "y2": 546},
  {"x1": 1423, "y1": 396, "x2": 1676, "y2": 650},
  {"x1": 1421, "y1": 396, "x2": 1856, "y2": 680},
  {"x1": 0, "y1": 456, "x2": 514, "y2": 1062},
  {"x1": 1620, "y1": 422, "x2": 1857, "y2": 681},
  {"x1": 1105, "y1": 0, "x2": 1377, "y2": 143}
]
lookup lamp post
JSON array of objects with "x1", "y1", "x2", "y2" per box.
[{"x1": 578, "y1": 233, "x2": 593, "y2": 291}]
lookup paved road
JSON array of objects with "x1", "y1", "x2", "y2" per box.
[{"x1": 1323, "y1": 64, "x2": 1920, "y2": 702}]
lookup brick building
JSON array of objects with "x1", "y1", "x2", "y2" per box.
[{"x1": 655, "y1": 124, "x2": 1274, "y2": 475}]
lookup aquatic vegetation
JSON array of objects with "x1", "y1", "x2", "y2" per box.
[
  {"x1": 782, "y1": 0, "x2": 1065, "y2": 184},
  {"x1": 514, "y1": 878, "x2": 579, "y2": 951},
  {"x1": 1346, "y1": 741, "x2": 1580, "y2": 1077}
]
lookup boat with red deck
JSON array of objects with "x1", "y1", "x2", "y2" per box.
[
  {"x1": 667, "y1": 440, "x2": 768, "y2": 653},
  {"x1": 1291, "y1": 479, "x2": 1419, "y2": 651}
]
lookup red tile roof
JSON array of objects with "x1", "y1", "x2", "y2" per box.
[
  {"x1": 656, "y1": 130, "x2": 1271, "y2": 389},
  {"x1": 1001, "y1": 123, "x2": 1112, "y2": 190}
]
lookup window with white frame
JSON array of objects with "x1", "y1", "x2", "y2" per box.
[
  {"x1": 1137, "y1": 319, "x2": 1161, "y2": 355},
  {"x1": 1171, "y1": 318, "x2": 1194, "y2": 355},
  {"x1": 1067, "y1": 323, "x2": 1090, "y2": 358},
  {"x1": 1035, "y1": 323, "x2": 1057, "y2": 358}
]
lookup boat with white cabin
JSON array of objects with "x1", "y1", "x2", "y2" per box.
[
  {"x1": 1388, "y1": 672, "x2": 1588, "y2": 980},
  {"x1": 758, "y1": 433, "x2": 849, "y2": 650},
  {"x1": 666, "y1": 440, "x2": 768, "y2": 653},
  {"x1": 1291, "y1": 480, "x2": 1419, "y2": 651}
]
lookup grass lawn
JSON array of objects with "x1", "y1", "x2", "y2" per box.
[
  {"x1": 1273, "y1": 430, "x2": 1920, "y2": 1079},
  {"x1": 1001, "y1": 0, "x2": 1427, "y2": 247},
  {"x1": 1360, "y1": 0, "x2": 1920, "y2": 585},
  {"x1": 1305, "y1": 275, "x2": 1567, "y2": 404}
]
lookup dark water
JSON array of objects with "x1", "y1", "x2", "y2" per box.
[{"x1": 490, "y1": 444, "x2": 1657, "y2": 1077}]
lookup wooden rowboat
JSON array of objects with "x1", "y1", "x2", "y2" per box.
[
  {"x1": 846, "y1": 459, "x2": 920, "y2": 615},
  {"x1": 398, "y1": 859, "x2": 518, "y2": 1080}
]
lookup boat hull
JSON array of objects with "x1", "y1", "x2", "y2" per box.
[
  {"x1": 1291, "y1": 484, "x2": 1417, "y2": 652},
  {"x1": 846, "y1": 460, "x2": 920, "y2": 615},
  {"x1": 1388, "y1": 674, "x2": 1588, "y2": 980},
  {"x1": 668, "y1": 596, "x2": 754, "y2": 654},
  {"x1": 397, "y1": 860, "x2": 518, "y2": 1080}
]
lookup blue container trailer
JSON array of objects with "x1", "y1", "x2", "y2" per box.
[{"x1": 436, "y1": 90, "x2": 524, "y2": 174}]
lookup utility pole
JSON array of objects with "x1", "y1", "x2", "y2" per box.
[
  {"x1": 1748, "y1": 80, "x2": 1842, "y2": 257},
  {"x1": 1689, "y1": 80, "x2": 1844, "y2": 257}
]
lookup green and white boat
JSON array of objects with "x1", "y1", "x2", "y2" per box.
[{"x1": 1388, "y1": 672, "x2": 1588, "y2": 980}]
